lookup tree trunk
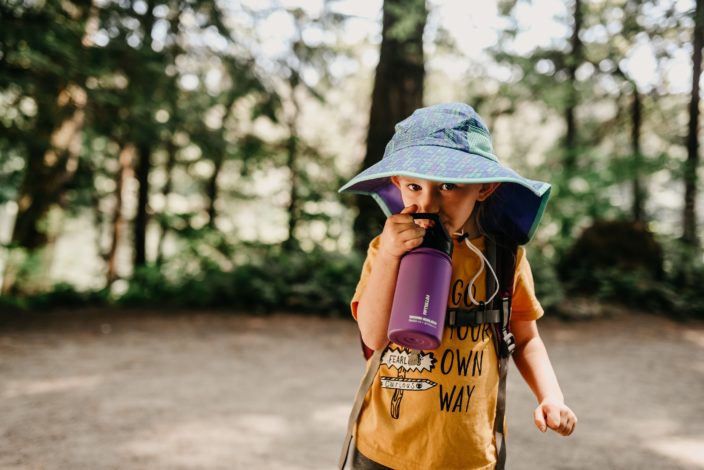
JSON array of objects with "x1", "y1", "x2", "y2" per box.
[
  {"x1": 207, "y1": 153, "x2": 224, "y2": 230},
  {"x1": 684, "y1": 0, "x2": 704, "y2": 246},
  {"x1": 7, "y1": 0, "x2": 92, "y2": 253},
  {"x1": 352, "y1": 0, "x2": 427, "y2": 252},
  {"x1": 131, "y1": 0, "x2": 158, "y2": 268},
  {"x1": 283, "y1": 61, "x2": 303, "y2": 251},
  {"x1": 285, "y1": 130, "x2": 299, "y2": 250},
  {"x1": 106, "y1": 144, "x2": 134, "y2": 285},
  {"x1": 565, "y1": 0, "x2": 582, "y2": 170},
  {"x1": 156, "y1": 137, "x2": 176, "y2": 266},
  {"x1": 560, "y1": 0, "x2": 583, "y2": 238},
  {"x1": 134, "y1": 143, "x2": 151, "y2": 267},
  {"x1": 631, "y1": 87, "x2": 644, "y2": 223},
  {"x1": 11, "y1": 85, "x2": 86, "y2": 250},
  {"x1": 207, "y1": 103, "x2": 235, "y2": 233},
  {"x1": 2, "y1": 85, "x2": 86, "y2": 294}
]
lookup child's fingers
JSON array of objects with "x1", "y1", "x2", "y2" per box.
[
  {"x1": 400, "y1": 204, "x2": 418, "y2": 214},
  {"x1": 534, "y1": 404, "x2": 561, "y2": 433},
  {"x1": 546, "y1": 407, "x2": 561, "y2": 430},
  {"x1": 557, "y1": 410, "x2": 577, "y2": 436},
  {"x1": 387, "y1": 209, "x2": 426, "y2": 241},
  {"x1": 387, "y1": 219, "x2": 425, "y2": 239},
  {"x1": 403, "y1": 232, "x2": 425, "y2": 248},
  {"x1": 380, "y1": 212, "x2": 425, "y2": 257},
  {"x1": 397, "y1": 223, "x2": 425, "y2": 236},
  {"x1": 389, "y1": 206, "x2": 420, "y2": 227},
  {"x1": 536, "y1": 404, "x2": 577, "y2": 436},
  {"x1": 533, "y1": 407, "x2": 547, "y2": 433},
  {"x1": 398, "y1": 226, "x2": 425, "y2": 248}
]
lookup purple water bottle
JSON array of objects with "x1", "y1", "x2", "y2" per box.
[{"x1": 387, "y1": 213, "x2": 453, "y2": 350}]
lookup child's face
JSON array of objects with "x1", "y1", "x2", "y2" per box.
[{"x1": 391, "y1": 176, "x2": 500, "y2": 234}]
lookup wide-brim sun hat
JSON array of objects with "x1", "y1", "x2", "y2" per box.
[{"x1": 339, "y1": 102, "x2": 551, "y2": 245}]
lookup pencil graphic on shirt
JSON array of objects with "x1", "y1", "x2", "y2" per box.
[
  {"x1": 390, "y1": 368, "x2": 406, "y2": 419},
  {"x1": 381, "y1": 348, "x2": 437, "y2": 419}
]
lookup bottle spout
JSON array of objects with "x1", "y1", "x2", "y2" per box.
[{"x1": 411, "y1": 213, "x2": 453, "y2": 257}]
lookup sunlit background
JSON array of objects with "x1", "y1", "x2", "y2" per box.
[{"x1": 1, "y1": 0, "x2": 701, "y2": 300}]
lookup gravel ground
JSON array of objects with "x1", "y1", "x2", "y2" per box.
[{"x1": 0, "y1": 309, "x2": 702, "y2": 470}]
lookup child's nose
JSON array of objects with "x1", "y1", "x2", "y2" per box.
[
  {"x1": 417, "y1": 192, "x2": 439, "y2": 214},
  {"x1": 418, "y1": 198, "x2": 440, "y2": 214}
]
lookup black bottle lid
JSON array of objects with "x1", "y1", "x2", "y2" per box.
[{"x1": 411, "y1": 213, "x2": 453, "y2": 258}]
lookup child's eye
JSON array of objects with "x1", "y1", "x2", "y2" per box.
[
  {"x1": 407, "y1": 183, "x2": 422, "y2": 191},
  {"x1": 440, "y1": 183, "x2": 457, "y2": 191}
]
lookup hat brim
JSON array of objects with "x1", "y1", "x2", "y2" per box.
[{"x1": 339, "y1": 145, "x2": 551, "y2": 245}]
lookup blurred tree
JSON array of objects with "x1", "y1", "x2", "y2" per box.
[
  {"x1": 90, "y1": 0, "x2": 271, "y2": 271},
  {"x1": 149, "y1": 11, "x2": 275, "y2": 265},
  {"x1": 276, "y1": 7, "x2": 344, "y2": 250},
  {"x1": 583, "y1": 0, "x2": 649, "y2": 224},
  {"x1": 181, "y1": 56, "x2": 273, "y2": 234},
  {"x1": 109, "y1": 145, "x2": 135, "y2": 283},
  {"x1": 492, "y1": 0, "x2": 689, "y2": 244},
  {"x1": 131, "y1": 0, "x2": 160, "y2": 268},
  {"x1": 280, "y1": 8, "x2": 314, "y2": 251},
  {"x1": 352, "y1": 0, "x2": 427, "y2": 252},
  {"x1": 684, "y1": 0, "x2": 703, "y2": 247},
  {"x1": 630, "y1": 84, "x2": 644, "y2": 223},
  {"x1": 80, "y1": 0, "x2": 275, "y2": 284},
  {"x1": 238, "y1": 4, "x2": 349, "y2": 251},
  {"x1": 85, "y1": 0, "x2": 175, "y2": 275},
  {"x1": 154, "y1": 77, "x2": 180, "y2": 268},
  {"x1": 564, "y1": 0, "x2": 583, "y2": 187},
  {"x1": 495, "y1": 0, "x2": 589, "y2": 241},
  {"x1": 0, "y1": 0, "x2": 95, "y2": 293},
  {"x1": 579, "y1": 0, "x2": 693, "y2": 228}
]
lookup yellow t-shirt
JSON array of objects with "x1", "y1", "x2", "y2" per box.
[{"x1": 351, "y1": 235, "x2": 543, "y2": 470}]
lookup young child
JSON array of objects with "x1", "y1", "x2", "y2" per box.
[{"x1": 338, "y1": 103, "x2": 577, "y2": 470}]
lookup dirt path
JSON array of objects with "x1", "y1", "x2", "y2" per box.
[{"x1": 0, "y1": 309, "x2": 703, "y2": 470}]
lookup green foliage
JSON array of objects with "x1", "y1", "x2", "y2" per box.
[
  {"x1": 0, "y1": 282, "x2": 109, "y2": 312},
  {"x1": 548, "y1": 230, "x2": 704, "y2": 318},
  {"x1": 116, "y1": 244, "x2": 363, "y2": 315},
  {"x1": 24, "y1": 283, "x2": 110, "y2": 310},
  {"x1": 525, "y1": 248, "x2": 566, "y2": 312},
  {"x1": 0, "y1": 294, "x2": 25, "y2": 312},
  {"x1": 592, "y1": 268, "x2": 674, "y2": 312},
  {"x1": 660, "y1": 241, "x2": 704, "y2": 317},
  {"x1": 555, "y1": 263, "x2": 704, "y2": 319},
  {"x1": 2, "y1": 239, "x2": 363, "y2": 316},
  {"x1": 558, "y1": 219, "x2": 664, "y2": 292},
  {"x1": 385, "y1": 0, "x2": 427, "y2": 44},
  {"x1": 117, "y1": 266, "x2": 181, "y2": 308},
  {"x1": 0, "y1": 244, "x2": 46, "y2": 296}
]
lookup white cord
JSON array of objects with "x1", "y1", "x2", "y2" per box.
[{"x1": 454, "y1": 231, "x2": 500, "y2": 306}]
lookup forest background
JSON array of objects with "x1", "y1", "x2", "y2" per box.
[{"x1": 2, "y1": 0, "x2": 704, "y2": 318}]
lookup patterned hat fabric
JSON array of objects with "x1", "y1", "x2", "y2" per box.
[{"x1": 339, "y1": 103, "x2": 551, "y2": 245}]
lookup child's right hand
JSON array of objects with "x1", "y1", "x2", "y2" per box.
[{"x1": 378, "y1": 205, "x2": 426, "y2": 258}]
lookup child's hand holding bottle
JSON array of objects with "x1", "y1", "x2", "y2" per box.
[{"x1": 378, "y1": 205, "x2": 426, "y2": 259}]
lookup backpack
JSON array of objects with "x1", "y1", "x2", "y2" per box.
[{"x1": 343, "y1": 236, "x2": 518, "y2": 470}]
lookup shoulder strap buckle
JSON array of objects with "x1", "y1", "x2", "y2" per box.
[
  {"x1": 501, "y1": 297, "x2": 511, "y2": 326},
  {"x1": 447, "y1": 309, "x2": 457, "y2": 326},
  {"x1": 499, "y1": 331, "x2": 516, "y2": 357},
  {"x1": 498, "y1": 295, "x2": 514, "y2": 357},
  {"x1": 446, "y1": 307, "x2": 482, "y2": 327}
]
